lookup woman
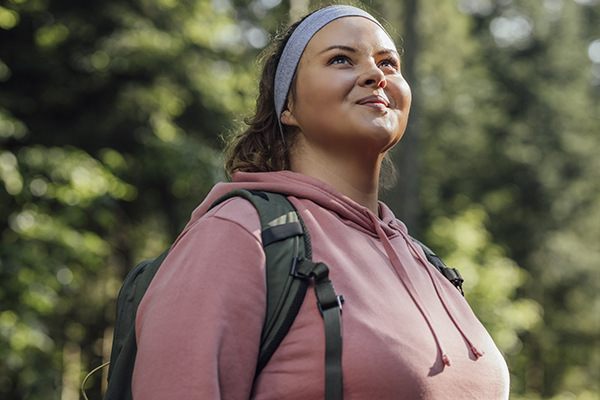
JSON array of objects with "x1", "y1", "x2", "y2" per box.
[{"x1": 132, "y1": 5, "x2": 510, "y2": 399}]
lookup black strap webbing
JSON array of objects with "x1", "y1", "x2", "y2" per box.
[
  {"x1": 297, "y1": 259, "x2": 343, "y2": 400},
  {"x1": 319, "y1": 288, "x2": 343, "y2": 400}
]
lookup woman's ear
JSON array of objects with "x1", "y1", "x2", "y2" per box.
[{"x1": 281, "y1": 109, "x2": 298, "y2": 127}]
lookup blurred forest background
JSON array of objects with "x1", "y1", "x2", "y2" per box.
[{"x1": 0, "y1": 0, "x2": 599, "y2": 398}]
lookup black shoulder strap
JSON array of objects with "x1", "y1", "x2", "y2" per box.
[
  {"x1": 411, "y1": 236, "x2": 464, "y2": 295},
  {"x1": 294, "y1": 259, "x2": 344, "y2": 400},
  {"x1": 209, "y1": 190, "x2": 343, "y2": 400}
]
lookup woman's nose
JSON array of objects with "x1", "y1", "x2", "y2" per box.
[{"x1": 359, "y1": 64, "x2": 387, "y2": 88}]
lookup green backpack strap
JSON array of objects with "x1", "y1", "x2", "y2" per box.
[{"x1": 210, "y1": 189, "x2": 343, "y2": 400}]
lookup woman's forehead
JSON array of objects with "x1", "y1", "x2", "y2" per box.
[{"x1": 305, "y1": 16, "x2": 397, "y2": 54}]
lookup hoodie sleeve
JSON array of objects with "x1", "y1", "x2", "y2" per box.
[{"x1": 132, "y1": 199, "x2": 266, "y2": 399}]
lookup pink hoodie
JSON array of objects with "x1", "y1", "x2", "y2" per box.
[{"x1": 133, "y1": 171, "x2": 510, "y2": 399}]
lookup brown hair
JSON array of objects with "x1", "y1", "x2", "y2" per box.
[{"x1": 224, "y1": 18, "x2": 306, "y2": 176}]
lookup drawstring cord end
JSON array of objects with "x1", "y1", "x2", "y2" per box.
[
  {"x1": 442, "y1": 354, "x2": 451, "y2": 367},
  {"x1": 471, "y1": 346, "x2": 485, "y2": 359}
]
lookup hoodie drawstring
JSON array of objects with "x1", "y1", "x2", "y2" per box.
[
  {"x1": 368, "y1": 213, "x2": 452, "y2": 367},
  {"x1": 368, "y1": 213, "x2": 484, "y2": 367},
  {"x1": 394, "y1": 226, "x2": 485, "y2": 361}
]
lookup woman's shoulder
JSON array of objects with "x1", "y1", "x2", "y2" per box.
[
  {"x1": 177, "y1": 196, "x2": 263, "y2": 247},
  {"x1": 207, "y1": 196, "x2": 262, "y2": 224}
]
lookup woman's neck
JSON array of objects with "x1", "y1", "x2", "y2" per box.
[{"x1": 290, "y1": 143, "x2": 382, "y2": 215}]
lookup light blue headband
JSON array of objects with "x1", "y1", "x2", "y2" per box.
[{"x1": 274, "y1": 5, "x2": 389, "y2": 141}]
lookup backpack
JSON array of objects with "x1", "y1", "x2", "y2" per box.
[{"x1": 82, "y1": 189, "x2": 463, "y2": 400}]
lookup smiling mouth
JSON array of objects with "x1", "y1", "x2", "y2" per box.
[{"x1": 357, "y1": 95, "x2": 390, "y2": 109}]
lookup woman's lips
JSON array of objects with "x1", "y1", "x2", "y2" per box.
[{"x1": 357, "y1": 95, "x2": 390, "y2": 111}]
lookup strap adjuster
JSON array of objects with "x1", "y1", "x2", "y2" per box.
[
  {"x1": 290, "y1": 257, "x2": 309, "y2": 279},
  {"x1": 317, "y1": 295, "x2": 345, "y2": 316}
]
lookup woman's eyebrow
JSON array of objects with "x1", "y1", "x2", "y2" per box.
[
  {"x1": 376, "y1": 49, "x2": 401, "y2": 58},
  {"x1": 318, "y1": 45, "x2": 400, "y2": 58},
  {"x1": 318, "y1": 45, "x2": 356, "y2": 54}
]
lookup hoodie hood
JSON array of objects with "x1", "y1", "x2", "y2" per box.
[
  {"x1": 188, "y1": 170, "x2": 483, "y2": 368},
  {"x1": 188, "y1": 171, "x2": 399, "y2": 237}
]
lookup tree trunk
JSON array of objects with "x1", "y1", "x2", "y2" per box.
[{"x1": 382, "y1": 0, "x2": 421, "y2": 235}]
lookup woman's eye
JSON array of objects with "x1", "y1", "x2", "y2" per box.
[
  {"x1": 329, "y1": 55, "x2": 351, "y2": 65},
  {"x1": 379, "y1": 58, "x2": 399, "y2": 69}
]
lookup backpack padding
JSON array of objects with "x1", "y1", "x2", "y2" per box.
[
  {"x1": 104, "y1": 247, "x2": 170, "y2": 400},
  {"x1": 209, "y1": 189, "x2": 313, "y2": 376}
]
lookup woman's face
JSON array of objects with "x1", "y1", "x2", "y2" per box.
[{"x1": 281, "y1": 16, "x2": 412, "y2": 160}]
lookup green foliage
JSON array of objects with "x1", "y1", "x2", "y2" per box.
[
  {"x1": 0, "y1": 0, "x2": 275, "y2": 397},
  {"x1": 424, "y1": 201, "x2": 544, "y2": 388},
  {"x1": 1, "y1": 0, "x2": 599, "y2": 398},
  {"x1": 415, "y1": 0, "x2": 600, "y2": 397},
  {"x1": 0, "y1": 135, "x2": 140, "y2": 398}
]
